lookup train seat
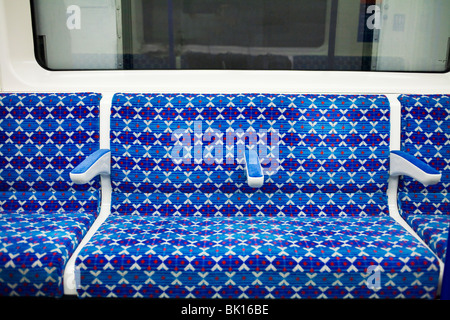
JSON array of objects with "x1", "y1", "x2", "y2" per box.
[
  {"x1": 0, "y1": 92, "x2": 101, "y2": 297},
  {"x1": 72, "y1": 93, "x2": 440, "y2": 299},
  {"x1": 397, "y1": 94, "x2": 450, "y2": 262}
]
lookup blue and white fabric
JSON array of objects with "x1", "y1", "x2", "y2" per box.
[
  {"x1": 76, "y1": 93, "x2": 440, "y2": 299},
  {"x1": 0, "y1": 92, "x2": 101, "y2": 297},
  {"x1": 398, "y1": 94, "x2": 450, "y2": 261}
]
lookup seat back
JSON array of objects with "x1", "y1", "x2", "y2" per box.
[
  {"x1": 0, "y1": 92, "x2": 101, "y2": 215},
  {"x1": 110, "y1": 93, "x2": 390, "y2": 217},
  {"x1": 398, "y1": 94, "x2": 450, "y2": 215}
]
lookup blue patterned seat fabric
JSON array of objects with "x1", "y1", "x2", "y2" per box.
[
  {"x1": 398, "y1": 94, "x2": 450, "y2": 262},
  {"x1": 76, "y1": 93, "x2": 439, "y2": 299},
  {"x1": 0, "y1": 92, "x2": 101, "y2": 297}
]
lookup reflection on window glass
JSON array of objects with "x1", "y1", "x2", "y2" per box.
[{"x1": 31, "y1": 0, "x2": 450, "y2": 72}]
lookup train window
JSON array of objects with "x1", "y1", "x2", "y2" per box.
[{"x1": 31, "y1": 0, "x2": 450, "y2": 72}]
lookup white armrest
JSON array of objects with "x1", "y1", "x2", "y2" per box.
[{"x1": 70, "y1": 149, "x2": 111, "y2": 184}]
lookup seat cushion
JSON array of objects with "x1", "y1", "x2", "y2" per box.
[
  {"x1": 0, "y1": 211, "x2": 96, "y2": 297},
  {"x1": 110, "y1": 93, "x2": 391, "y2": 218},
  {"x1": 76, "y1": 215, "x2": 439, "y2": 299},
  {"x1": 405, "y1": 215, "x2": 449, "y2": 261}
]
